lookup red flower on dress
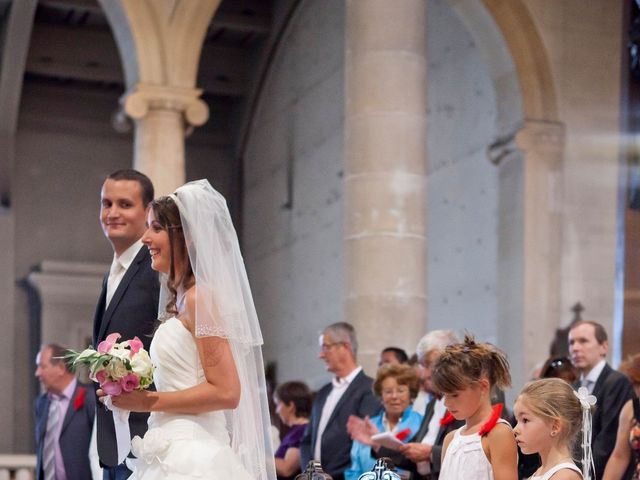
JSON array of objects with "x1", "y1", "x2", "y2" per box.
[
  {"x1": 395, "y1": 428, "x2": 412, "y2": 442},
  {"x1": 73, "y1": 387, "x2": 86, "y2": 411},
  {"x1": 439, "y1": 411, "x2": 455, "y2": 426},
  {"x1": 478, "y1": 403, "x2": 504, "y2": 437}
]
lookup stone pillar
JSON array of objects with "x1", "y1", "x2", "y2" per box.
[
  {"x1": 345, "y1": 0, "x2": 427, "y2": 371},
  {"x1": 98, "y1": 0, "x2": 219, "y2": 194},
  {"x1": 497, "y1": 120, "x2": 565, "y2": 392},
  {"x1": 28, "y1": 261, "x2": 108, "y2": 350},
  {"x1": 122, "y1": 83, "x2": 209, "y2": 195}
]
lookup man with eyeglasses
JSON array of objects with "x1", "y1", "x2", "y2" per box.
[{"x1": 299, "y1": 322, "x2": 381, "y2": 480}]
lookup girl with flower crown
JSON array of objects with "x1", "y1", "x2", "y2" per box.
[{"x1": 432, "y1": 335, "x2": 517, "y2": 480}]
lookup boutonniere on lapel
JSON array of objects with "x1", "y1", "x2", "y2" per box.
[{"x1": 74, "y1": 387, "x2": 86, "y2": 411}]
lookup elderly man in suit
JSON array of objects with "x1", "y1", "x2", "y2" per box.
[
  {"x1": 371, "y1": 330, "x2": 462, "y2": 480},
  {"x1": 568, "y1": 320, "x2": 634, "y2": 479},
  {"x1": 93, "y1": 169, "x2": 159, "y2": 480},
  {"x1": 35, "y1": 343, "x2": 96, "y2": 480},
  {"x1": 300, "y1": 322, "x2": 381, "y2": 480}
]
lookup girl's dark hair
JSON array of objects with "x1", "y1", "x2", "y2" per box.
[
  {"x1": 150, "y1": 196, "x2": 194, "y2": 314},
  {"x1": 274, "y1": 381, "x2": 313, "y2": 418},
  {"x1": 432, "y1": 334, "x2": 511, "y2": 394}
]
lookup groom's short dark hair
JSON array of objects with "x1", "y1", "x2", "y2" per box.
[{"x1": 107, "y1": 169, "x2": 154, "y2": 207}]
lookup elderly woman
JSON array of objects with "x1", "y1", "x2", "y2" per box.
[
  {"x1": 273, "y1": 381, "x2": 313, "y2": 480},
  {"x1": 345, "y1": 363, "x2": 423, "y2": 480},
  {"x1": 603, "y1": 353, "x2": 640, "y2": 480}
]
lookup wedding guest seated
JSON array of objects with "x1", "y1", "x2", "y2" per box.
[
  {"x1": 379, "y1": 347, "x2": 409, "y2": 366},
  {"x1": 274, "y1": 381, "x2": 314, "y2": 480},
  {"x1": 603, "y1": 353, "x2": 640, "y2": 480},
  {"x1": 345, "y1": 363, "x2": 423, "y2": 480}
]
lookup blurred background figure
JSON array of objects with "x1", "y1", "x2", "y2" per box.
[
  {"x1": 273, "y1": 381, "x2": 313, "y2": 480},
  {"x1": 603, "y1": 353, "x2": 640, "y2": 480},
  {"x1": 539, "y1": 356, "x2": 579, "y2": 384},
  {"x1": 379, "y1": 347, "x2": 409, "y2": 366},
  {"x1": 34, "y1": 344, "x2": 95, "y2": 480}
]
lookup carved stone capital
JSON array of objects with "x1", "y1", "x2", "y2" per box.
[
  {"x1": 121, "y1": 83, "x2": 209, "y2": 126},
  {"x1": 515, "y1": 120, "x2": 565, "y2": 155}
]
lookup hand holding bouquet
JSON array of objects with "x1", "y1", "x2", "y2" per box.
[{"x1": 66, "y1": 333, "x2": 154, "y2": 396}]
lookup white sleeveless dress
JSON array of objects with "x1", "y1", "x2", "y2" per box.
[
  {"x1": 127, "y1": 317, "x2": 253, "y2": 479},
  {"x1": 439, "y1": 419, "x2": 511, "y2": 480},
  {"x1": 528, "y1": 462, "x2": 582, "y2": 480}
]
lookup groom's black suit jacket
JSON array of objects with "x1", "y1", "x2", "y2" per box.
[{"x1": 92, "y1": 246, "x2": 159, "y2": 468}]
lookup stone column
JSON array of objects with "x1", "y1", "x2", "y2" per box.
[
  {"x1": 122, "y1": 83, "x2": 209, "y2": 195},
  {"x1": 98, "y1": 0, "x2": 220, "y2": 194},
  {"x1": 28, "y1": 261, "x2": 108, "y2": 350},
  {"x1": 496, "y1": 120, "x2": 565, "y2": 391},
  {"x1": 345, "y1": 0, "x2": 427, "y2": 371},
  {"x1": 518, "y1": 120, "x2": 565, "y2": 368}
]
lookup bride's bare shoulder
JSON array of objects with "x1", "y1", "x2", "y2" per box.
[{"x1": 179, "y1": 286, "x2": 198, "y2": 331}]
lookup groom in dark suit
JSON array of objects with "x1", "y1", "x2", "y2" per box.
[
  {"x1": 300, "y1": 322, "x2": 381, "y2": 480},
  {"x1": 94, "y1": 169, "x2": 159, "y2": 480},
  {"x1": 35, "y1": 344, "x2": 96, "y2": 480}
]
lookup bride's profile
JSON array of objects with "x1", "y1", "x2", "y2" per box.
[{"x1": 100, "y1": 179, "x2": 276, "y2": 480}]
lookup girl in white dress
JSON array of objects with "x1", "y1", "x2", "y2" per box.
[
  {"x1": 99, "y1": 180, "x2": 276, "y2": 480},
  {"x1": 432, "y1": 335, "x2": 518, "y2": 480},
  {"x1": 513, "y1": 378, "x2": 585, "y2": 480}
]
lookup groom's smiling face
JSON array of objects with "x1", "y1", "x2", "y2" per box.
[{"x1": 100, "y1": 179, "x2": 148, "y2": 256}]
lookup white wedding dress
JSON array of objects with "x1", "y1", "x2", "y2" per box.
[{"x1": 127, "y1": 317, "x2": 254, "y2": 479}]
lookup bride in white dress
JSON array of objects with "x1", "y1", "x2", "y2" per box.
[{"x1": 101, "y1": 179, "x2": 276, "y2": 480}]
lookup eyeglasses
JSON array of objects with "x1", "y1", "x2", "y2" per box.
[
  {"x1": 381, "y1": 386, "x2": 410, "y2": 397},
  {"x1": 319, "y1": 342, "x2": 345, "y2": 353}
]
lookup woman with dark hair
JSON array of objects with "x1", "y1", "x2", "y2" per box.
[
  {"x1": 603, "y1": 353, "x2": 640, "y2": 480},
  {"x1": 98, "y1": 180, "x2": 276, "y2": 480},
  {"x1": 539, "y1": 357, "x2": 579, "y2": 384},
  {"x1": 273, "y1": 381, "x2": 313, "y2": 479}
]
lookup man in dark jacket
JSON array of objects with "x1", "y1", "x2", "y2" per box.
[{"x1": 300, "y1": 322, "x2": 382, "y2": 480}]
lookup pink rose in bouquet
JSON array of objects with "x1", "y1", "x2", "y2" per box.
[{"x1": 65, "y1": 333, "x2": 154, "y2": 395}]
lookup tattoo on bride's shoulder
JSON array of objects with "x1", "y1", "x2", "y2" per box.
[{"x1": 201, "y1": 338, "x2": 225, "y2": 367}]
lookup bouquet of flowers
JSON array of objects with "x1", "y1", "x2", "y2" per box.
[{"x1": 65, "y1": 333, "x2": 154, "y2": 395}]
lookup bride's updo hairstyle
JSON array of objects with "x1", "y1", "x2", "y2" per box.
[
  {"x1": 517, "y1": 378, "x2": 582, "y2": 450},
  {"x1": 432, "y1": 335, "x2": 511, "y2": 394},
  {"x1": 150, "y1": 195, "x2": 194, "y2": 315}
]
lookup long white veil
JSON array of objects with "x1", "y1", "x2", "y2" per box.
[{"x1": 164, "y1": 179, "x2": 276, "y2": 480}]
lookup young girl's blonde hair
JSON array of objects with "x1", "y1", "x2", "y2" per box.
[
  {"x1": 518, "y1": 378, "x2": 583, "y2": 450},
  {"x1": 432, "y1": 335, "x2": 511, "y2": 394}
]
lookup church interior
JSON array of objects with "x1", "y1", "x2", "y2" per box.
[{"x1": 0, "y1": 0, "x2": 638, "y2": 473}]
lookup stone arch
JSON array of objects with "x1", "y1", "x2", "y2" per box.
[{"x1": 481, "y1": 0, "x2": 558, "y2": 121}]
